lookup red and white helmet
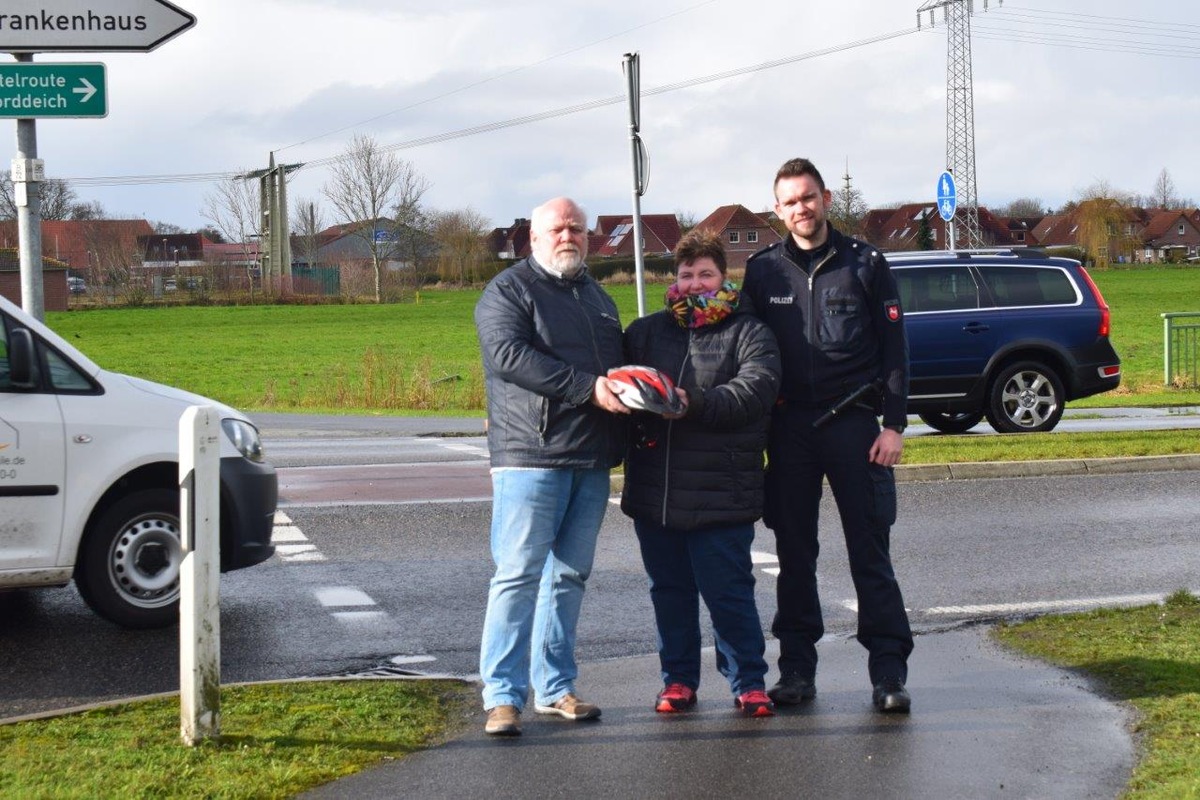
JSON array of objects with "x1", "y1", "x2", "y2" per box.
[{"x1": 607, "y1": 365, "x2": 685, "y2": 416}]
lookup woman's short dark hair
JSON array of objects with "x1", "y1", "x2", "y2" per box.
[{"x1": 674, "y1": 228, "x2": 727, "y2": 274}]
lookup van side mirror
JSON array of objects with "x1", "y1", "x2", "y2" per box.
[{"x1": 8, "y1": 328, "x2": 37, "y2": 389}]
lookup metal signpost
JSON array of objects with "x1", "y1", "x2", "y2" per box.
[
  {"x1": 0, "y1": 0, "x2": 195, "y2": 320},
  {"x1": 623, "y1": 52, "x2": 649, "y2": 318},
  {"x1": 0, "y1": 62, "x2": 107, "y2": 118},
  {"x1": 937, "y1": 169, "x2": 957, "y2": 250}
]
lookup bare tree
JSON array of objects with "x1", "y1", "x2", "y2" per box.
[
  {"x1": 69, "y1": 200, "x2": 107, "y2": 221},
  {"x1": 1150, "y1": 168, "x2": 1179, "y2": 210},
  {"x1": 430, "y1": 207, "x2": 492, "y2": 285},
  {"x1": 290, "y1": 197, "x2": 327, "y2": 270},
  {"x1": 202, "y1": 173, "x2": 262, "y2": 291},
  {"x1": 998, "y1": 197, "x2": 1046, "y2": 217},
  {"x1": 322, "y1": 134, "x2": 430, "y2": 302},
  {"x1": 0, "y1": 173, "x2": 79, "y2": 220},
  {"x1": 675, "y1": 209, "x2": 698, "y2": 233}
]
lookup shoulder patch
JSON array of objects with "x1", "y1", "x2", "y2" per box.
[{"x1": 884, "y1": 298, "x2": 902, "y2": 322}]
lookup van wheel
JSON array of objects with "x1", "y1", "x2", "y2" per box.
[
  {"x1": 985, "y1": 361, "x2": 1065, "y2": 434},
  {"x1": 75, "y1": 489, "x2": 182, "y2": 629},
  {"x1": 917, "y1": 411, "x2": 984, "y2": 434}
]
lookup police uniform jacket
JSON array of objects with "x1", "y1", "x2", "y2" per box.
[{"x1": 742, "y1": 224, "x2": 909, "y2": 428}]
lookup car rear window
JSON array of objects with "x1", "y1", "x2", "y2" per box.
[{"x1": 978, "y1": 266, "x2": 1079, "y2": 307}]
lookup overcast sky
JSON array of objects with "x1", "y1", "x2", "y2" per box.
[{"x1": 15, "y1": 0, "x2": 1200, "y2": 234}]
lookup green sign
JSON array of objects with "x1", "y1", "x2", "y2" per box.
[{"x1": 0, "y1": 63, "x2": 107, "y2": 119}]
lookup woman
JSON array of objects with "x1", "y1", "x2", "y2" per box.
[{"x1": 620, "y1": 228, "x2": 781, "y2": 717}]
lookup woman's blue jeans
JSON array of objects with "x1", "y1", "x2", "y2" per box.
[
  {"x1": 480, "y1": 467, "x2": 610, "y2": 711},
  {"x1": 634, "y1": 519, "x2": 768, "y2": 696}
]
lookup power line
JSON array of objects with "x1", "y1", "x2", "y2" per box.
[{"x1": 62, "y1": 26, "x2": 920, "y2": 188}]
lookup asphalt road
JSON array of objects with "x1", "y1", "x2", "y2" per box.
[{"x1": 3, "y1": 465, "x2": 1197, "y2": 720}]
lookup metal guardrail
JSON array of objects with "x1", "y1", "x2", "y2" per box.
[{"x1": 1162, "y1": 312, "x2": 1200, "y2": 387}]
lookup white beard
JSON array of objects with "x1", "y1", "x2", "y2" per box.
[{"x1": 540, "y1": 250, "x2": 584, "y2": 278}]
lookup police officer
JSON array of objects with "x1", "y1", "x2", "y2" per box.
[{"x1": 742, "y1": 158, "x2": 914, "y2": 713}]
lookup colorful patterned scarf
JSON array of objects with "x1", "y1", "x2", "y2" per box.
[{"x1": 665, "y1": 280, "x2": 740, "y2": 329}]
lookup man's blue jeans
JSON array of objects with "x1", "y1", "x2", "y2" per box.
[
  {"x1": 480, "y1": 467, "x2": 610, "y2": 711},
  {"x1": 634, "y1": 519, "x2": 768, "y2": 696}
]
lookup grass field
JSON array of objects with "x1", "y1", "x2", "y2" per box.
[{"x1": 42, "y1": 265, "x2": 1200, "y2": 413}]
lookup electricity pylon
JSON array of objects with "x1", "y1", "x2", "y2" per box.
[
  {"x1": 242, "y1": 153, "x2": 302, "y2": 294},
  {"x1": 918, "y1": 0, "x2": 999, "y2": 249}
]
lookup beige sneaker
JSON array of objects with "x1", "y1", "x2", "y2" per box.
[
  {"x1": 484, "y1": 704, "x2": 521, "y2": 736},
  {"x1": 534, "y1": 693, "x2": 601, "y2": 720}
]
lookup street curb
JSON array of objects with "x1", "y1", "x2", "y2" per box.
[{"x1": 609, "y1": 453, "x2": 1200, "y2": 493}]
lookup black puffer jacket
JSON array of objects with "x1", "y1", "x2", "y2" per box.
[
  {"x1": 620, "y1": 308, "x2": 780, "y2": 531},
  {"x1": 475, "y1": 257, "x2": 625, "y2": 469}
]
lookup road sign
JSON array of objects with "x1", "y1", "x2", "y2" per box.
[
  {"x1": 0, "y1": 63, "x2": 106, "y2": 118},
  {"x1": 0, "y1": 0, "x2": 195, "y2": 53},
  {"x1": 937, "y1": 170, "x2": 957, "y2": 222}
]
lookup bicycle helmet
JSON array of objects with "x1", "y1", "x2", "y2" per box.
[{"x1": 607, "y1": 365, "x2": 685, "y2": 415}]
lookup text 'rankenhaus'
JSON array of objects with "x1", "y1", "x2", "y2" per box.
[{"x1": 0, "y1": 12, "x2": 148, "y2": 32}]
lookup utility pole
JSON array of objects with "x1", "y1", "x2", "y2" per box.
[
  {"x1": 242, "y1": 153, "x2": 301, "y2": 295},
  {"x1": 918, "y1": 0, "x2": 999, "y2": 249}
]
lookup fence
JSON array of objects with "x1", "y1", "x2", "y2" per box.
[{"x1": 1162, "y1": 312, "x2": 1200, "y2": 387}]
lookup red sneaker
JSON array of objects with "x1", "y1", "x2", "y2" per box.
[
  {"x1": 735, "y1": 689, "x2": 776, "y2": 717},
  {"x1": 655, "y1": 683, "x2": 697, "y2": 713}
]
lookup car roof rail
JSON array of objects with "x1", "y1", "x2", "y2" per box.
[{"x1": 886, "y1": 247, "x2": 1049, "y2": 262}]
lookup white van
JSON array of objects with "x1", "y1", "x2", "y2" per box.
[{"x1": 0, "y1": 293, "x2": 277, "y2": 628}]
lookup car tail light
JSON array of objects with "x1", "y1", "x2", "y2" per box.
[
  {"x1": 1078, "y1": 266, "x2": 1111, "y2": 337},
  {"x1": 1098, "y1": 365, "x2": 1120, "y2": 378}
]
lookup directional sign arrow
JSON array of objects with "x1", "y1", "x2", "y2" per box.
[
  {"x1": 0, "y1": 0, "x2": 196, "y2": 53},
  {"x1": 73, "y1": 78, "x2": 97, "y2": 103}
]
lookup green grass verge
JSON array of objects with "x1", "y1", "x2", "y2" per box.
[
  {"x1": 0, "y1": 680, "x2": 475, "y2": 800},
  {"x1": 995, "y1": 591, "x2": 1200, "y2": 799},
  {"x1": 42, "y1": 266, "x2": 1200, "y2": 413},
  {"x1": 901, "y1": 429, "x2": 1200, "y2": 464}
]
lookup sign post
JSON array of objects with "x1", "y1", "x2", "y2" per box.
[
  {"x1": 0, "y1": 63, "x2": 107, "y2": 119},
  {"x1": 937, "y1": 170, "x2": 957, "y2": 251},
  {"x1": 179, "y1": 405, "x2": 221, "y2": 746}
]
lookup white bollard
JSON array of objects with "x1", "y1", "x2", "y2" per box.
[{"x1": 179, "y1": 405, "x2": 222, "y2": 746}]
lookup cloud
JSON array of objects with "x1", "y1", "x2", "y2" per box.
[{"x1": 26, "y1": 0, "x2": 1200, "y2": 232}]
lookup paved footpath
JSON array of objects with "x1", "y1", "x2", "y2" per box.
[{"x1": 302, "y1": 629, "x2": 1133, "y2": 800}]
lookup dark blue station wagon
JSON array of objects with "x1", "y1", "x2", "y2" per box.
[{"x1": 890, "y1": 249, "x2": 1121, "y2": 433}]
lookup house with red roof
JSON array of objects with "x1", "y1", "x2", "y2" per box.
[
  {"x1": 861, "y1": 204, "x2": 1041, "y2": 252},
  {"x1": 591, "y1": 214, "x2": 681, "y2": 258},
  {"x1": 487, "y1": 218, "x2": 531, "y2": 260},
  {"x1": 1136, "y1": 208, "x2": 1200, "y2": 262},
  {"x1": 0, "y1": 218, "x2": 154, "y2": 275},
  {"x1": 693, "y1": 205, "x2": 781, "y2": 269}
]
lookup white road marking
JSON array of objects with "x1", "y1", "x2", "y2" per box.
[
  {"x1": 315, "y1": 587, "x2": 376, "y2": 607},
  {"x1": 437, "y1": 442, "x2": 489, "y2": 457},
  {"x1": 761, "y1": 568, "x2": 781, "y2": 576},
  {"x1": 275, "y1": 543, "x2": 319, "y2": 557},
  {"x1": 271, "y1": 513, "x2": 328, "y2": 562},
  {"x1": 751, "y1": 550, "x2": 778, "y2": 564},
  {"x1": 841, "y1": 598, "x2": 859, "y2": 612},
  {"x1": 332, "y1": 611, "x2": 391, "y2": 626},
  {"x1": 271, "y1": 525, "x2": 308, "y2": 542}
]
